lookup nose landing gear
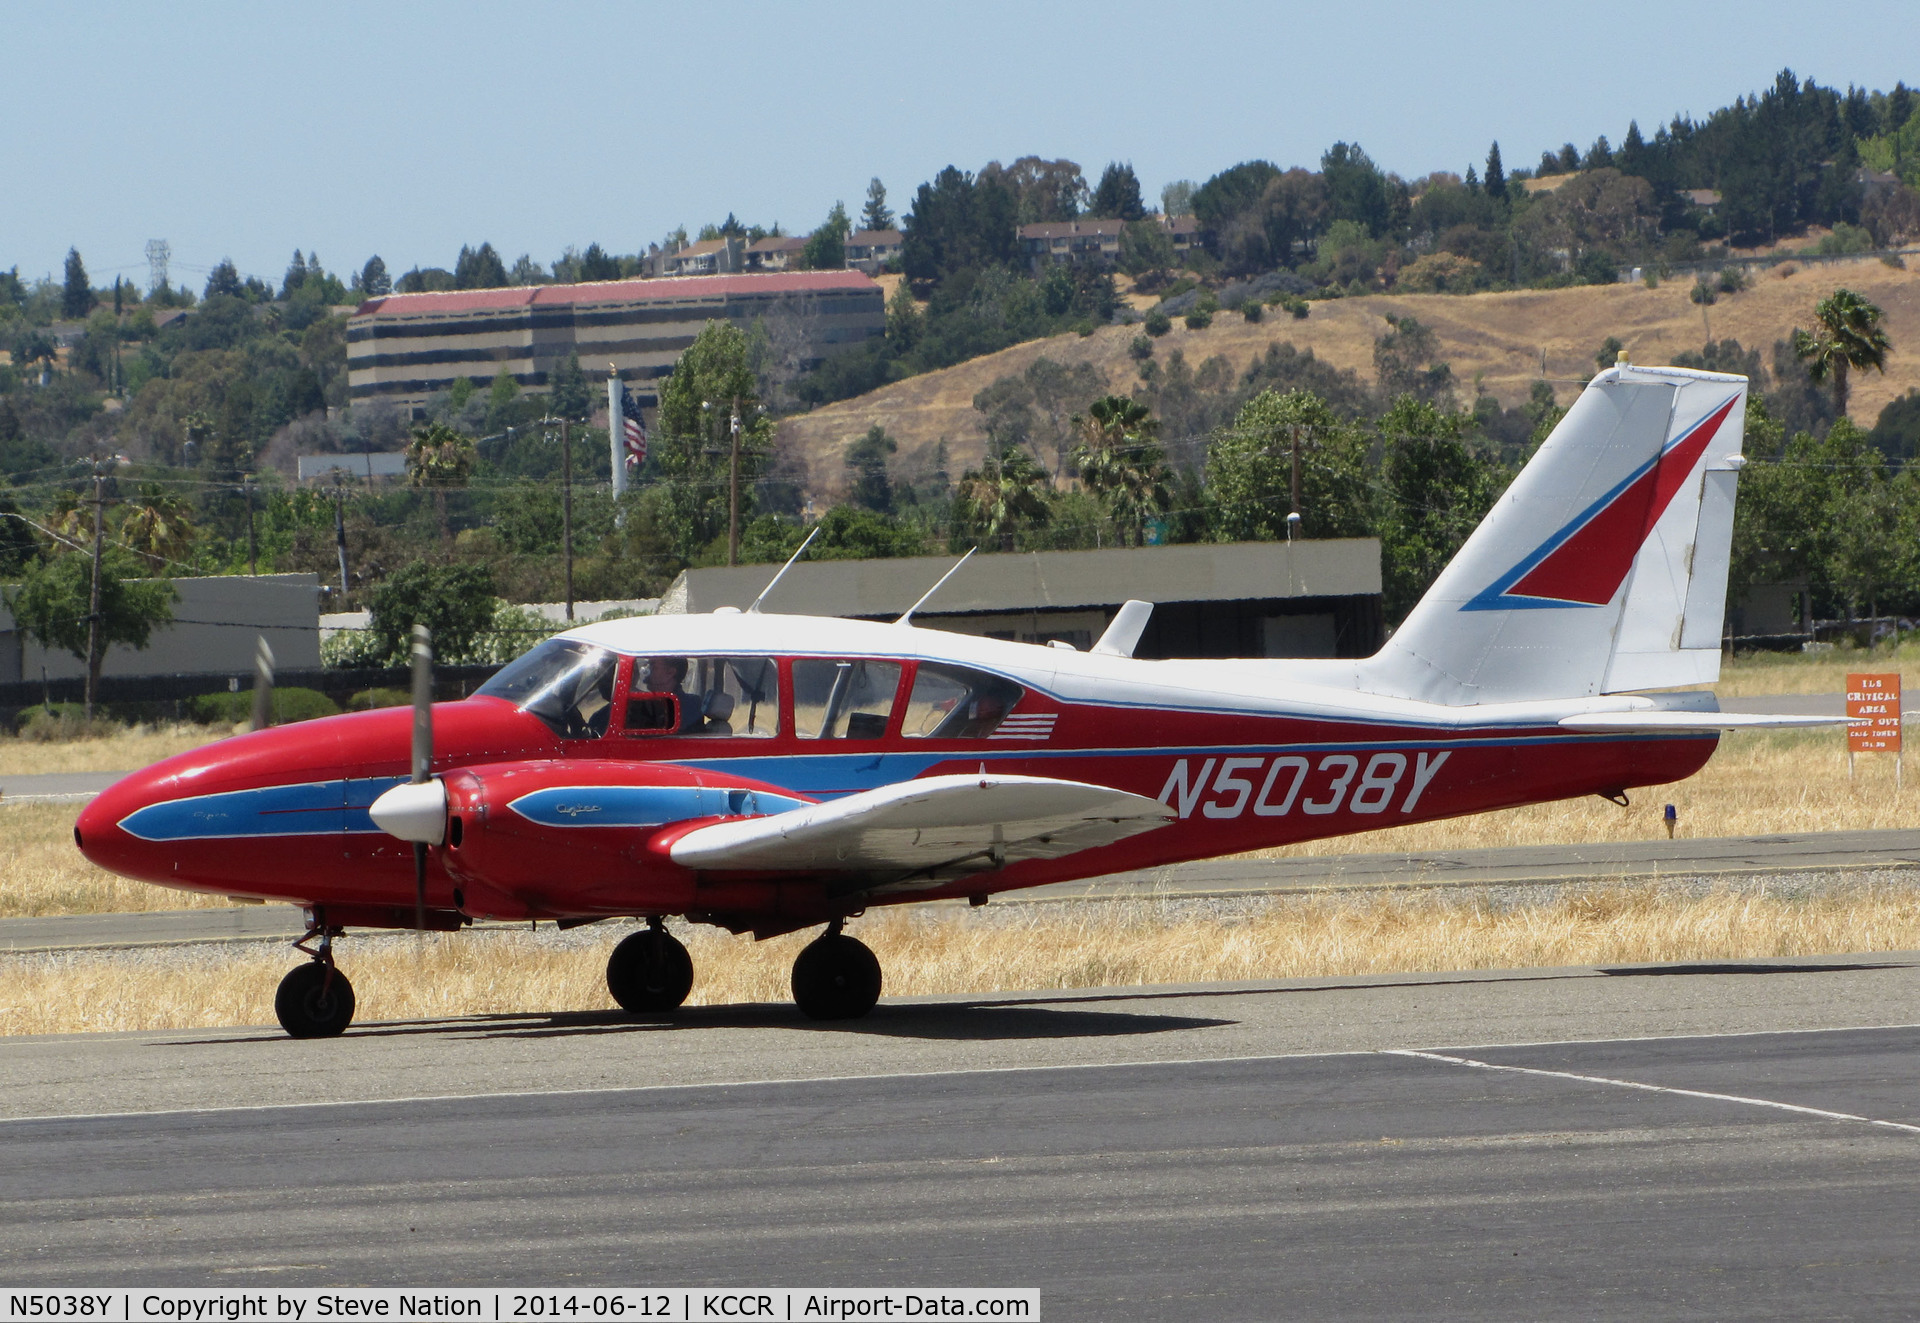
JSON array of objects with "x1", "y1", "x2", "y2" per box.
[
  {"x1": 790, "y1": 922, "x2": 882, "y2": 1021},
  {"x1": 275, "y1": 920, "x2": 355, "y2": 1039},
  {"x1": 606, "y1": 918, "x2": 694, "y2": 1014}
]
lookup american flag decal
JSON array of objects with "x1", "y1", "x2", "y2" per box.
[{"x1": 990, "y1": 712, "x2": 1057, "y2": 741}]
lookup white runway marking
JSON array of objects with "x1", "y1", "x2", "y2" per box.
[{"x1": 1386, "y1": 1047, "x2": 1920, "y2": 1135}]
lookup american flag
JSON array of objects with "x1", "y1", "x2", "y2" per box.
[{"x1": 614, "y1": 380, "x2": 648, "y2": 469}]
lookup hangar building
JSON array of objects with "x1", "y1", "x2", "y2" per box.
[
  {"x1": 658, "y1": 540, "x2": 1383, "y2": 659},
  {"x1": 346, "y1": 271, "x2": 885, "y2": 411}
]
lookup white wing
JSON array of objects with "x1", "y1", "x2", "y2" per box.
[{"x1": 669, "y1": 772, "x2": 1174, "y2": 889}]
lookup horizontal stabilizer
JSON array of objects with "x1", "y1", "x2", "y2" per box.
[
  {"x1": 1558, "y1": 712, "x2": 1849, "y2": 733},
  {"x1": 669, "y1": 772, "x2": 1174, "y2": 883}
]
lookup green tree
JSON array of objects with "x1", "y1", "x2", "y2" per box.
[
  {"x1": 548, "y1": 350, "x2": 591, "y2": 422},
  {"x1": 406, "y1": 421, "x2": 478, "y2": 540},
  {"x1": 845, "y1": 424, "x2": 897, "y2": 512},
  {"x1": 118, "y1": 487, "x2": 197, "y2": 572},
  {"x1": 367, "y1": 561, "x2": 496, "y2": 665},
  {"x1": 1206, "y1": 390, "x2": 1374, "y2": 543},
  {"x1": 654, "y1": 321, "x2": 772, "y2": 560},
  {"x1": 956, "y1": 445, "x2": 1051, "y2": 551},
  {"x1": 282, "y1": 250, "x2": 309, "y2": 298},
  {"x1": 62, "y1": 249, "x2": 93, "y2": 319},
  {"x1": 484, "y1": 365, "x2": 521, "y2": 429},
  {"x1": 803, "y1": 201, "x2": 851, "y2": 270},
  {"x1": 1792, "y1": 288, "x2": 1892, "y2": 417},
  {"x1": 204, "y1": 259, "x2": 243, "y2": 300},
  {"x1": 1119, "y1": 219, "x2": 1176, "y2": 277},
  {"x1": 1484, "y1": 141, "x2": 1506, "y2": 199},
  {"x1": 578, "y1": 243, "x2": 621, "y2": 282},
  {"x1": 4, "y1": 550, "x2": 175, "y2": 709},
  {"x1": 1595, "y1": 337, "x2": 1624, "y2": 370},
  {"x1": 860, "y1": 178, "x2": 894, "y2": 232},
  {"x1": 1376, "y1": 396, "x2": 1506, "y2": 620},
  {"x1": 1071, "y1": 396, "x2": 1170, "y2": 546},
  {"x1": 0, "y1": 495, "x2": 39, "y2": 574},
  {"x1": 358, "y1": 256, "x2": 391, "y2": 297},
  {"x1": 1090, "y1": 163, "x2": 1146, "y2": 221},
  {"x1": 454, "y1": 243, "x2": 509, "y2": 289},
  {"x1": 1374, "y1": 314, "x2": 1455, "y2": 404}
]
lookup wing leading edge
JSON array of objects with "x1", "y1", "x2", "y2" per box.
[{"x1": 668, "y1": 772, "x2": 1175, "y2": 890}]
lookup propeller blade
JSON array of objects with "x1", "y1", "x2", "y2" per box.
[
  {"x1": 414, "y1": 840, "x2": 428, "y2": 933},
  {"x1": 410, "y1": 624, "x2": 432, "y2": 785},
  {"x1": 249, "y1": 636, "x2": 275, "y2": 732}
]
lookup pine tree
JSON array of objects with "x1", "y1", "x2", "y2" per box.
[
  {"x1": 282, "y1": 250, "x2": 308, "y2": 298},
  {"x1": 861, "y1": 177, "x2": 894, "y2": 231},
  {"x1": 205, "y1": 259, "x2": 243, "y2": 300},
  {"x1": 62, "y1": 249, "x2": 93, "y2": 318},
  {"x1": 359, "y1": 256, "x2": 391, "y2": 296},
  {"x1": 549, "y1": 350, "x2": 590, "y2": 421},
  {"x1": 1484, "y1": 142, "x2": 1505, "y2": 198},
  {"x1": 1090, "y1": 163, "x2": 1146, "y2": 221}
]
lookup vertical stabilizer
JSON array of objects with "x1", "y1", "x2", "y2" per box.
[{"x1": 1360, "y1": 365, "x2": 1748, "y2": 704}]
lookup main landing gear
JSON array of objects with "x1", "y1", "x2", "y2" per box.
[
  {"x1": 791, "y1": 922, "x2": 882, "y2": 1021},
  {"x1": 275, "y1": 920, "x2": 355, "y2": 1039},
  {"x1": 607, "y1": 918, "x2": 695, "y2": 1013}
]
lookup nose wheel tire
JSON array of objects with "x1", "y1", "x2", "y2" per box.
[
  {"x1": 274, "y1": 963, "x2": 356, "y2": 1038},
  {"x1": 607, "y1": 927, "x2": 694, "y2": 1013},
  {"x1": 791, "y1": 933, "x2": 882, "y2": 1021}
]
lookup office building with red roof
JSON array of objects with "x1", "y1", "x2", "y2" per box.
[{"x1": 345, "y1": 270, "x2": 884, "y2": 410}]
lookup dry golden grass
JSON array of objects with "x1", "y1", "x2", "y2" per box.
[
  {"x1": 1267, "y1": 726, "x2": 1911, "y2": 859},
  {"x1": 1710, "y1": 641, "x2": 1918, "y2": 699},
  {"x1": 0, "y1": 803, "x2": 236, "y2": 918},
  {"x1": 778, "y1": 255, "x2": 1920, "y2": 501},
  {"x1": 0, "y1": 723, "x2": 225, "y2": 777},
  {"x1": 4, "y1": 877, "x2": 1917, "y2": 1036}
]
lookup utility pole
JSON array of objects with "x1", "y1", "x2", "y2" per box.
[
  {"x1": 1289, "y1": 424, "x2": 1303, "y2": 520},
  {"x1": 244, "y1": 475, "x2": 258, "y2": 576},
  {"x1": 560, "y1": 418, "x2": 575, "y2": 621},
  {"x1": 84, "y1": 461, "x2": 107, "y2": 722}
]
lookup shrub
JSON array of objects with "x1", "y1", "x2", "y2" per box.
[
  {"x1": 13, "y1": 704, "x2": 117, "y2": 741},
  {"x1": 1715, "y1": 265, "x2": 1748, "y2": 294},
  {"x1": 1144, "y1": 310, "x2": 1172, "y2": 337},
  {"x1": 1184, "y1": 309, "x2": 1212, "y2": 330},
  {"x1": 1242, "y1": 302, "x2": 1263, "y2": 323},
  {"x1": 1128, "y1": 333, "x2": 1154, "y2": 360},
  {"x1": 1689, "y1": 279, "x2": 1716, "y2": 305},
  {"x1": 347, "y1": 687, "x2": 411, "y2": 711},
  {"x1": 186, "y1": 687, "x2": 340, "y2": 726}
]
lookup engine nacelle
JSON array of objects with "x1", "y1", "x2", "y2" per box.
[{"x1": 433, "y1": 759, "x2": 813, "y2": 919}]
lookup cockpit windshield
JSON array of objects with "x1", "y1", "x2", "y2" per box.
[{"x1": 476, "y1": 638, "x2": 618, "y2": 738}]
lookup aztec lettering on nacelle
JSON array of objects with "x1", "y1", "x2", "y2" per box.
[{"x1": 1157, "y1": 751, "x2": 1450, "y2": 820}]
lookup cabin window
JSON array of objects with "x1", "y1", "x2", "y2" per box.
[
  {"x1": 792, "y1": 659, "x2": 903, "y2": 739},
  {"x1": 476, "y1": 639, "x2": 617, "y2": 739},
  {"x1": 624, "y1": 656, "x2": 780, "y2": 737},
  {"x1": 900, "y1": 663, "x2": 1025, "y2": 739}
]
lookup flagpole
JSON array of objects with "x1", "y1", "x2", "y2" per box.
[{"x1": 607, "y1": 369, "x2": 626, "y2": 501}]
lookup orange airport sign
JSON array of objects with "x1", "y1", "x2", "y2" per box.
[{"x1": 1847, "y1": 673, "x2": 1903, "y2": 753}]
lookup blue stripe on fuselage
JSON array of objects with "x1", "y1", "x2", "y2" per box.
[{"x1": 507, "y1": 784, "x2": 809, "y2": 828}]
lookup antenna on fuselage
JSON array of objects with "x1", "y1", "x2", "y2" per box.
[
  {"x1": 895, "y1": 547, "x2": 976, "y2": 626},
  {"x1": 746, "y1": 525, "x2": 822, "y2": 614}
]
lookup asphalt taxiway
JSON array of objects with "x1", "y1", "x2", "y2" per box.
[{"x1": 3, "y1": 958, "x2": 1920, "y2": 1317}]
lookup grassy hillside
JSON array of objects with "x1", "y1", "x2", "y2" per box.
[{"x1": 777, "y1": 255, "x2": 1920, "y2": 501}]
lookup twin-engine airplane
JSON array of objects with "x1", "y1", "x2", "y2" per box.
[{"x1": 77, "y1": 364, "x2": 1835, "y2": 1036}]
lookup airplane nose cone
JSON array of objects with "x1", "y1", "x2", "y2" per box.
[
  {"x1": 75, "y1": 765, "x2": 165, "y2": 880},
  {"x1": 370, "y1": 779, "x2": 447, "y2": 844}
]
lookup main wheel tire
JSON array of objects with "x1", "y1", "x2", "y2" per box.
[
  {"x1": 274, "y1": 963, "x2": 355, "y2": 1039},
  {"x1": 607, "y1": 927, "x2": 694, "y2": 1013},
  {"x1": 790, "y1": 933, "x2": 883, "y2": 1021}
]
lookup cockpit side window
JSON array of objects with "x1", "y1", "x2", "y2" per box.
[
  {"x1": 900, "y1": 663, "x2": 1025, "y2": 739},
  {"x1": 626, "y1": 655, "x2": 780, "y2": 738},
  {"x1": 476, "y1": 638, "x2": 617, "y2": 739}
]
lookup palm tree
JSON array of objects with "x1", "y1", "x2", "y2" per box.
[
  {"x1": 956, "y1": 445, "x2": 1051, "y2": 551},
  {"x1": 118, "y1": 486, "x2": 197, "y2": 571},
  {"x1": 405, "y1": 421, "x2": 477, "y2": 540},
  {"x1": 1072, "y1": 395, "x2": 1170, "y2": 546},
  {"x1": 1792, "y1": 288, "x2": 1891, "y2": 417}
]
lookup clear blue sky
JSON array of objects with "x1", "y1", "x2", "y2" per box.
[{"x1": 7, "y1": 0, "x2": 1916, "y2": 291}]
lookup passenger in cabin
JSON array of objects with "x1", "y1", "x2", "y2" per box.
[{"x1": 639, "y1": 656, "x2": 707, "y2": 733}]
